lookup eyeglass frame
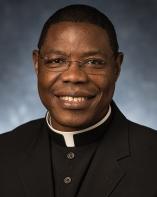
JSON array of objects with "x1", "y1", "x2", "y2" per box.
[{"x1": 38, "y1": 51, "x2": 118, "y2": 75}]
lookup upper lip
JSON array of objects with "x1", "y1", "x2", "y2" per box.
[{"x1": 54, "y1": 90, "x2": 96, "y2": 98}]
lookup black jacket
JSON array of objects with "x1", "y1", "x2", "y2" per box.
[{"x1": 1, "y1": 103, "x2": 157, "y2": 197}]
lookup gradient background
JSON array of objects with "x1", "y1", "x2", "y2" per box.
[{"x1": 0, "y1": 0, "x2": 157, "y2": 133}]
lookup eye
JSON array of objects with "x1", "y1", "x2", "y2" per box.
[
  {"x1": 88, "y1": 59, "x2": 105, "y2": 64},
  {"x1": 44, "y1": 57, "x2": 66, "y2": 65},
  {"x1": 85, "y1": 58, "x2": 106, "y2": 66}
]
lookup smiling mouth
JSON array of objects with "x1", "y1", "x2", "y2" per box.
[
  {"x1": 57, "y1": 95, "x2": 95, "y2": 109},
  {"x1": 60, "y1": 96, "x2": 88, "y2": 102}
]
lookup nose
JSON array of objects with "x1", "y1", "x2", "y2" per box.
[{"x1": 61, "y1": 62, "x2": 89, "y2": 84}]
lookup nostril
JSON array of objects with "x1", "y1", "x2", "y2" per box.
[{"x1": 61, "y1": 66, "x2": 89, "y2": 83}]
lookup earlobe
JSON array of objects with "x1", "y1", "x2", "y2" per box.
[
  {"x1": 114, "y1": 52, "x2": 124, "y2": 81},
  {"x1": 32, "y1": 50, "x2": 39, "y2": 75},
  {"x1": 35, "y1": 62, "x2": 38, "y2": 75}
]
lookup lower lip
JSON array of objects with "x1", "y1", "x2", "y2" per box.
[{"x1": 56, "y1": 96, "x2": 95, "y2": 109}]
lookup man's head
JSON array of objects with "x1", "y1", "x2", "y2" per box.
[
  {"x1": 38, "y1": 4, "x2": 119, "y2": 53},
  {"x1": 33, "y1": 4, "x2": 123, "y2": 131}
]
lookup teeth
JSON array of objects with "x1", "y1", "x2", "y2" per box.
[{"x1": 60, "y1": 96, "x2": 86, "y2": 102}]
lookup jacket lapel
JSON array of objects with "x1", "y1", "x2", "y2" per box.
[
  {"x1": 77, "y1": 102, "x2": 131, "y2": 197},
  {"x1": 16, "y1": 102, "x2": 130, "y2": 197},
  {"x1": 18, "y1": 122, "x2": 54, "y2": 197}
]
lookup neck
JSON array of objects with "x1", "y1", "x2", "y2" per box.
[{"x1": 46, "y1": 105, "x2": 111, "y2": 147}]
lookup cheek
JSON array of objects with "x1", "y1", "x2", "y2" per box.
[
  {"x1": 89, "y1": 72, "x2": 116, "y2": 110},
  {"x1": 83, "y1": 73, "x2": 115, "y2": 121},
  {"x1": 90, "y1": 72, "x2": 116, "y2": 93},
  {"x1": 38, "y1": 71, "x2": 59, "y2": 91},
  {"x1": 37, "y1": 71, "x2": 60, "y2": 105},
  {"x1": 101, "y1": 77, "x2": 115, "y2": 100}
]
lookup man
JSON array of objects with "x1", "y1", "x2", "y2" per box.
[{"x1": 0, "y1": 4, "x2": 157, "y2": 197}]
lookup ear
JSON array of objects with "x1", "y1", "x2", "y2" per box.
[
  {"x1": 114, "y1": 52, "x2": 124, "y2": 81},
  {"x1": 32, "y1": 49, "x2": 39, "y2": 75}
]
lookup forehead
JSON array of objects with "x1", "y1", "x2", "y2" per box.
[{"x1": 41, "y1": 22, "x2": 113, "y2": 55}]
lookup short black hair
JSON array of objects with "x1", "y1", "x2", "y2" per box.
[{"x1": 38, "y1": 4, "x2": 119, "y2": 53}]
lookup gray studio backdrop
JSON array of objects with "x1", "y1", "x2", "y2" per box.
[{"x1": 0, "y1": 0, "x2": 157, "y2": 133}]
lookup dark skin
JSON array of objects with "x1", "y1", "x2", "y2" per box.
[{"x1": 33, "y1": 22, "x2": 123, "y2": 132}]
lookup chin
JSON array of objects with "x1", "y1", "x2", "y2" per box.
[{"x1": 52, "y1": 114, "x2": 95, "y2": 131}]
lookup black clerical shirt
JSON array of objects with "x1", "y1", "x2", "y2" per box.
[
  {"x1": 48, "y1": 114, "x2": 111, "y2": 197},
  {"x1": 50, "y1": 140, "x2": 99, "y2": 197},
  {"x1": 46, "y1": 105, "x2": 111, "y2": 197}
]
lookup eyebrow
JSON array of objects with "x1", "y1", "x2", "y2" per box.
[
  {"x1": 41, "y1": 49, "x2": 67, "y2": 56},
  {"x1": 41, "y1": 48, "x2": 108, "y2": 57},
  {"x1": 80, "y1": 50, "x2": 107, "y2": 58}
]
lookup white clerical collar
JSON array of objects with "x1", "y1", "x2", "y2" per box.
[{"x1": 46, "y1": 105, "x2": 111, "y2": 147}]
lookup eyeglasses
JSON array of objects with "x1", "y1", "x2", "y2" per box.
[{"x1": 39, "y1": 54, "x2": 115, "y2": 75}]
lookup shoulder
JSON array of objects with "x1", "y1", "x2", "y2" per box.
[
  {"x1": 0, "y1": 118, "x2": 45, "y2": 138},
  {"x1": 0, "y1": 118, "x2": 45, "y2": 153},
  {"x1": 127, "y1": 120, "x2": 157, "y2": 155},
  {"x1": 112, "y1": 101, "x2": 157, "y2": 145},
  {"x1": 128, "y1": 120, "x2": 157, "y2": 139}
]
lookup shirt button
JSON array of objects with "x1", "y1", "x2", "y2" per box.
[
  {"x1": 64, "y1": 177, "x2": 72, "y2": 184},
  {"x1": 67, "y1": 152, "x2": 75, "y2": 159}
]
